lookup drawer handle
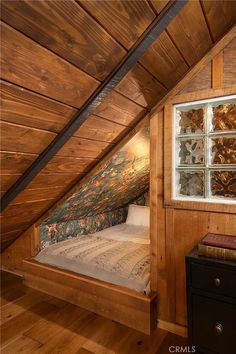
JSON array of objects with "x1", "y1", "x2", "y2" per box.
[
  {"x1": 214, "y1": 322, "x2": 223, "y2": 336},
  {"x1": 214, "y1": 277, "x2": 221, "y2": 287}
]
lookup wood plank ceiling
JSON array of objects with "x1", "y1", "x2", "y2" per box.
[{"x1": 1, "y1": 0, "x2": 236, "y2": 250}]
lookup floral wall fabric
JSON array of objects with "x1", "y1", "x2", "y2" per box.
[
  {"x1": 40, "y1": 193, "x2": 149, "y2": 248},
  {"x1": 43, "y1": 125, "x2": 150, "y2": 224},
  {"x1": 40, "y1": 208, "x2": 127, "y2": 249},
  {"x1": 40, "y1": 125, "x2": 150, "y2": 248}
]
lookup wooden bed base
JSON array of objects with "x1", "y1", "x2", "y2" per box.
[{"x1": 23, "y1": 259, "x2": 157, "y2": 335}]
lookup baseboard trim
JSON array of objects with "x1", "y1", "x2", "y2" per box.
[{"x1": 157, "y1": 319, "x2": 188, "y2": 337}]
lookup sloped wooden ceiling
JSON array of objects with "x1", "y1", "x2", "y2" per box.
[{"x1": 1, "y1": 0, "x2": 236, "y2": 251}]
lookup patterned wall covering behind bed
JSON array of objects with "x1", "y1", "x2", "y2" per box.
[{"x1": 40, "y1": 125, "x2": 150, "y2": 248}]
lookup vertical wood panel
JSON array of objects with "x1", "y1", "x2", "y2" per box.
[
  {"x1": 223, "y1": 37, "x2": 236, "y2": 87},
  {"x1": 165, "y1": 208, "x2": 176, "y2": 322},
  {"x1": 212, "y1": 52, "x2": 223, "y2": 89},
  {"x1": 150, "y1": 109, "x2": 169, "y2": 320}
]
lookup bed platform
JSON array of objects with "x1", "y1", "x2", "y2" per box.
[{"x1": 23, "y1": 258, "x2": 157, "y2": 335}]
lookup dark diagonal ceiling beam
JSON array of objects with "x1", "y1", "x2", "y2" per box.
[{"x1": 0, "y1": 0, "x2": 187, "y2": 211}]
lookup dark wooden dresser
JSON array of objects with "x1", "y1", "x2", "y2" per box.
[{"x1": 186, "y1": 247, "x2": 236, "y2": 354}]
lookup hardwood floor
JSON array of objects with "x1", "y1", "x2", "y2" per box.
[{"x1": 0, "y1": 271, "x2": 187, "y2": 354}]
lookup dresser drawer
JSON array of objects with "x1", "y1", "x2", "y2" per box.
[
  {"x1": 191, "y1": 262, "x2": 236, "y2": 298},
  {"x1": 192, "y1": 294, "x2": 236, "y2": 354}
]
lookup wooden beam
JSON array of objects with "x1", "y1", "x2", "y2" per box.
[{"x1": 0, "y1": 0, "x2": 187, "y2": 211}]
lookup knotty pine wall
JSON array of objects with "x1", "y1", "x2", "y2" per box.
[{"x1": 150, "y1": 38, "x2": 236, "y2": 328}]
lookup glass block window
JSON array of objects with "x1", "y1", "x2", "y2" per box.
[{"x1": 173, "y1": 95, "x2": 236, "y2": 203}]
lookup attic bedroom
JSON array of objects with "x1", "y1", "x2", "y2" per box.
[{"x1": 0, "y1": 1, "x2": 236, "y2": 353}]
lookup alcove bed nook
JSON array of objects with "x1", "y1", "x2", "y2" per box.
[{"x1": 22, "y1": 122, "x2": 158, "y2": 334}]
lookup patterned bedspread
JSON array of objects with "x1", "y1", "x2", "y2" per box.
[{"x1": 35, "y1": 232, "x2": 150, "y2": 293}]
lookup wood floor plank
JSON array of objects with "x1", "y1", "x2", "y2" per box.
[
  {"x1": 0, "y1": 301, "x2": 58, "y2": 347},
  {"x1": 0, "y1": 271, "x2": 186, "y2": 354},
  {"x1": 30, "y1": 313, "x2": 98, "y2": 354},
  {"x1": 24, "y1": 304, "x2": 90, "y2": 344},
  {"x1": 1, "y1": 335, "x2": 42, "y2": 354},
  {"x1": 0, "y1": 290, "x2": 51, "y2": 325}
]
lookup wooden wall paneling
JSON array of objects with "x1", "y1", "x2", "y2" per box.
[
  {"x1": 42, "y1": 156, "x2": 96, "y2": 174},
  {"x1": 1, "y1": 200, "x2": 55, "y2": 219},
  {"x1": 1, "y1": 230, "x2": 23, "y2": 244},
  {"x1": 1, "y1": 231, "x2": 23, "y2": 252},
  {"x1": 0, "y1": 81, "x2": 77, "y2": 132},
  {"x1": 1, "y1": 0, "x2": 125, "y2": 81},
  {"x1": 179, "y1": 62, "x2": 212, "y2": 94},
  {"x1": 57, "y1": 137, "x2": 112, "y2": 159},
  {"x1": 1, "y1": 174, "x2": 21, "y2": 192},
  {"x1": 26, "y1": 173, "x2": 82, "y2": 190},
  {"x1": 115, "y1": 64, "x2": 167, "y2": 108},
  {"x1": 0, "y1": 152, "x2": 37, "y2": 175},
  {"x1": 93, "y1": 91, "x2": 146, "y2": 126},
  {"x1": 9, "y1": 187, "x2": 65, "y2": 205},
  {"x1": 150, "y1": 113, "x2": 158, "y2": 292},
  {"x1": 212, "y1": 52, "x2": 223, "y2": 89},
  {"x1": 1, "y1": 22, "x2": 99, "y2": 108},
  {"x1": 1, "y1": 121, "x2": 56, "y2": 155},
  {"x1": 148, "y1": 25, "x2": 236, "y2": 116},
  {"x1": 223, "y1": 37, "x2": 236, "y2": 87},
  {"x1": 2, "y1": 0, "x2": 185, "y2": 212},
  {"x1": 1, "y1": 226, "x2": 40, "y2": 272},
  {"x1": 150, "y1": 109, "x2": 169, "y2": 320},
  {"x1": 78, "y1": 0, "x2": 156, "y2": 49},
  {"x1": 165, "y1": 208, "x2": 176, "y2": 323},
  {"x1": 140, "y1": 31, "x2": 189, "y2": 89},
  {"x1": 1, "y1": 218, "x2": 35, "y2": 235},
  {"x1": 174, "y1": 210, "x2": 236, "y2": 326},
  {"x1": 1, "y1": 219, "x2": 31, "y2": 236},
  {"x1": 166, "y1": 0, "x2": 212, "y2": 66},
  {"x1": 163, "y1": 104, "x2": 172, "y2": 203},
  {"x1": 171, "y1": 87, "x2": 236, "y2": 106},
  {"x1": 201, "y1": 0, "x2": 236, "y2": 41},
  {"x1": 150, "y1": 1, "x2": 170, "y2": 14},
  {"x1": 74, "y1": 115, "x2": 130, "y2": 143}
]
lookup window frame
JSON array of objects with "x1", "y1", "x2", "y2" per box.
[
  {"x1": 173, "y1": 95, "x2": 236, "y2": 204},
  {"x1": 164, "y1": 88, "x2": 236, "y2": 214}
]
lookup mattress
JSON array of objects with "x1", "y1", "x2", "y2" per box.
[{"x1": 35, "y1": 224, "x2": 150, "y2": 293}]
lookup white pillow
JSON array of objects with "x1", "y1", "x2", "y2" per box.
[{"x1": 126, "y1": 204, "x2": 150, "y2": 227}]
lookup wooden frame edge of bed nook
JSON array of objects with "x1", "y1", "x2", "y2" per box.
[{"x1": 22, "y1": 258, "x2": 157, "y2": 335}]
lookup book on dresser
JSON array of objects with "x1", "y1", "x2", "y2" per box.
[{"x1": 198, "y1": 233, "x2": 236, "y2": 262}]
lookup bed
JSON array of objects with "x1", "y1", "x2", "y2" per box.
[{"x1": 23, "y1": 205, "x2": 157, "y2": 334}]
